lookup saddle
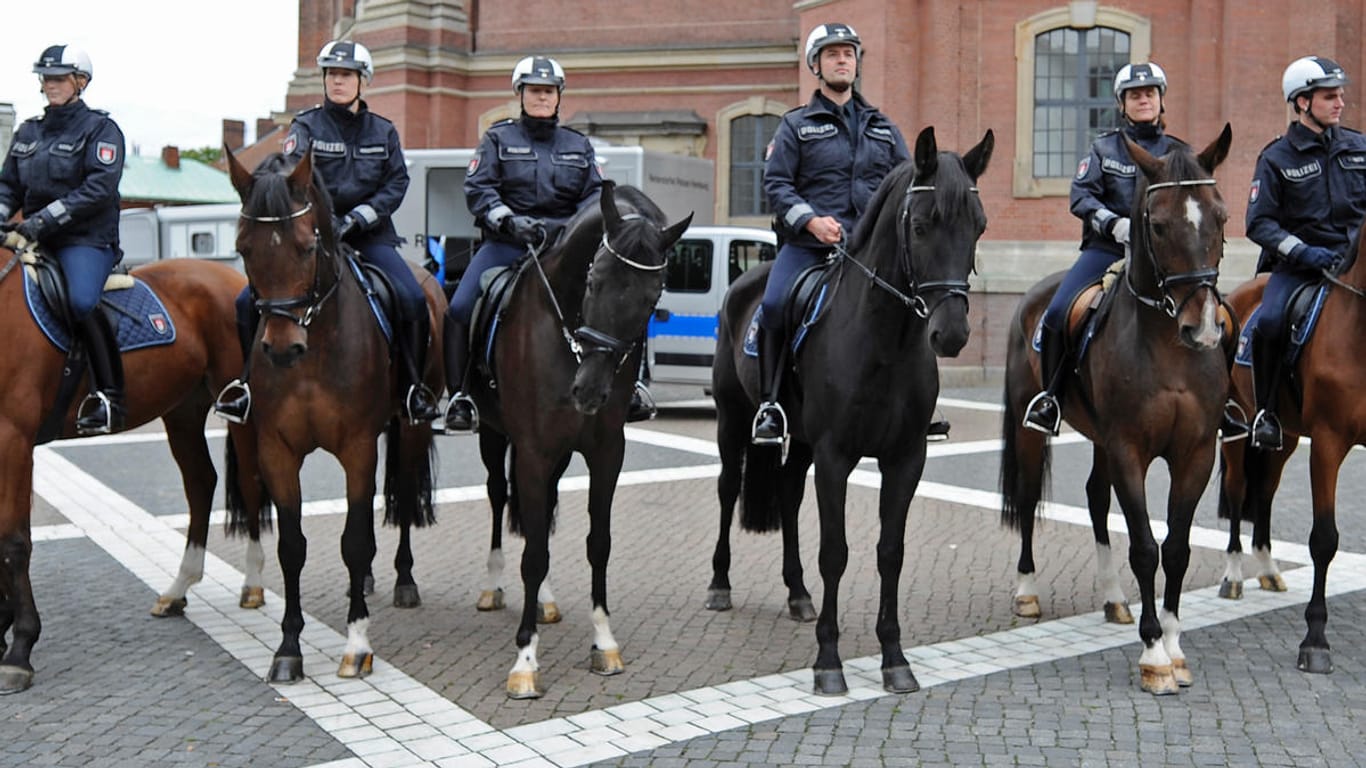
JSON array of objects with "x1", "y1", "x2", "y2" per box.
[
  {"x1": 1233, "y1": 279, "x2": 1329, "y2": 371},
  {"x1": 742, "y1": 262, "x2": 836, "y2": 359},
  {"x1": 343, "y1": 250, "x2": 396, "y2": 348},
  {"x1": 469, "y1": 263, "x2": 524, "y2": 392}
]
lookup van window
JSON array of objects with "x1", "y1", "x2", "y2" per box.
[
  {"x1": 190, "y1": 231, "x2": 216, "y2": 256},
  {"x1": 666, "y1": 239, "x2": 713, "y2": 293},
  {"x1": 728, "y1": 240, "x2": 776, "y2": 283}
]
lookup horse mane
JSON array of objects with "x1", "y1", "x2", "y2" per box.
[{"x1": 847, "y1": 154, "x2": 984, "y2": 255}]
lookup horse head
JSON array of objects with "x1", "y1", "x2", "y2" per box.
[
  {"x1": 1124, "y1": 123, "x2": 1232, "y2": 350},
  {"x1": 226, "y1": 147, "x2": 334, "y2": 368},
  {"x1": 570, "y1": 180, "x2": 691, "y2": 415},
  {"x1": 896, "y1": 125, "x2": 993, "y2": 356}
]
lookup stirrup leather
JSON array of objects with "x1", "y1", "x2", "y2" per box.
[
  {"x1": 751, "y1": 401, "x2": 788, "y2": 445},
  {"x1": 213, "y1": 379, "x2": 252, "y2": 425},
  {"x1": 76, "y1": 391, "x2": 114, "y2": 435},
  {"x1": 1022, "y1": 391, "x2": 1061, "y2": 436},
  {"x1": 443, "y1": 392, "x2": 479, "y2": 433}
]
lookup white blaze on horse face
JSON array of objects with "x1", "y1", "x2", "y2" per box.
[
  {"x1": 1193, "y1": 290, "x2": 1221, "y2": 349},
  {"x1": 271, "y1": 230, "x2": 282, "y2": 247},
  {"x1": 1184, "y1": 197, "x2": 1203, "y2": 233},
  {"x1": 591, "y1": 606, "x2": 619, "y2": 652}
]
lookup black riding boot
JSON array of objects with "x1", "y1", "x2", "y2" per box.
[
  {"x1": 627, "y1": 332, "x2": 656, "y2": 422},
  {"x1": 213, "y1": 301, "x2": 256, "y2": 424},
  {"x1": 75, "y1": 310, "x2": 125, "y2": 436},
  {"x1": 1250, "y1": 331, "x2": 1284, "y2": 450},
  {"x1": 1023, "y1": 325, "x2": 1068, "y2": 436},
  {"x1": 751, "y1": 325, "x2": 787, "y2": 445},
  {"x1": 399, "y1": 312, "x2": 440, "y2": 424},
  {"x1": 442, "y1": 316, "x2": 477, "y2": 433}
]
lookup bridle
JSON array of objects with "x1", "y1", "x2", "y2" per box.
[
  {"x1": 835, "y1": 182, "x2": 979, "y2": 320},
  {"x1": 239, "y1": 200, "x2": 342, "y2": 327},
  {"x1": 1127, "y1": 178, "x2": 1222, "y2": 317}
]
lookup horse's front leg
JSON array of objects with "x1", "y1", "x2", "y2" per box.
[
  {"x1": 477, "y1": 430, "x2": 509, "y2": 612},
  {"x1": 584, "y1": 432, "x2": 626, "y2": 677},
  {"x1": 780, "y1": 441, "x2": 816, "y2": 621},
  {"x1": 1299, "y1": 431, "x2": 1348, "y2": 674},
  {"x1": 0, "y1": 435, "x2": 38, "y2": 694},
  {"x1": 874, "y1": 444, "x2": 928, "y2": 694},
  {"x1": 1108, "y1": 449, "x2": 1173, "y2": 694},
  {"x1": 506, "y1": 448, "x2": 555, "y2": 699},
  {"x1": 1159, "y1": 436, "x2": 1218, "y2": 689},
  {"x1": 337, "y1": 439, "x2": 380, "y2": 679},
  {"x1": 706, "y1": 395, "x2": 746, "y2": 612},
  {"x1": 261, "y1": 444, "x2": 308, "y2": 683},
  {"x1": 1086, "y1": 445, "x2": 1130, "y2": 624},
  {"x1": 811, "y1": 443, "x2": 859, "y2": 695}
]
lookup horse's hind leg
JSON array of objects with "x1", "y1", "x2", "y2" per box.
[
  {"x1": 1086, "y1": 447, "x2": 1131, "y2": 624},
  {"x1": 535, "y1": 453, "x2": 572, "y2": 626},
  {"x1": 477, "y1": 430, "x2": 509, "y2": 612},
  {"x1": 0, "y1": 437, "x2": 38, "y2": 693},
  {"x1": 1299, "y1": 433, "x2": 1348, "y2": 674},
  {"x1": 388, "y1": 419, "x2": 436, "y2": 609},
  {"x1": 780, "y1": 441, "x2": 815, "y2": 621},
  {"x1": 706, "y1": 386, "x2": 748, "y2": 612}
]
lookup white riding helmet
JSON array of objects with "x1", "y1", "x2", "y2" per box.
[
  {"x1": 1113, "y1": 62, "x2": 1167, "y2": 104},
  {"x1": 317, "y1": 40, "x2": 374, "y2": 84},
  {"x1": 1282, "y1": 56, "x2": 1348, "y2": 103},
  {"x1": 804, "y1": 23, "x2": 862, "y2": 76},
  {"x1": 33, "y1": 44, "x2": 93, "y2": 83},
  {"x1": 512, "y1": 56, "x2": 566, "y2": 93}
]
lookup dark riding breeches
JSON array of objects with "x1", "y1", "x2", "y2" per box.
[
  {"x1": 1254, "y1": 268, "x2": 1316, "y2": 348},
  {"x1": 55, "y1": 245, "x2": 119, "y2": 320},
  {"x1": 760, "y1": 243, "x2": 829, "y2": 331},
  {"x1": 448, "y1": 240, "x2": 523, "y2": 327}
]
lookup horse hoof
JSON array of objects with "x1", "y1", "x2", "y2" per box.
[
  {"x1": 1217, "y1": 579, "x2": 1243, "y2": 600},
  {"x1": 267, "y1": 656, "x2": 305, "y2": 684},
  {"x1": 1172, "y1": 658, "x2": 1193, "y2": 687},
  {"x1": 1013, "y1": 595, "x2": 1041, "y2": 618},
  {"x1": 591, "y1": 646, "x2": 625, "y2": 676},
  {"x1": 1140, "y1": 664, "x2": 1179, "y2": 695},
  {"x1": 393, "y1": 584, "x2": 422, "y2": 608},
  {"x1": 538, "y1": 602, "x2": 562, "y2": 624},
  {"x1": 1104, "y1": 602, "x2": 1134, "y2": 625},
  {"x1": 788, "y1": 597, "x2": 817, "y2": 623},
  {"x1": 337, "y1": 652, "x2": 374, "y2": 679},
  {"x1": 476, "y1": 588, "x2": 505, "y2": 611},
  {"x1": 882, "y1": 665, "x2": 920, "y2": 694},
  {"x1": 813, "y1": 668, "x2": 848, "y2": 696},
  {"x1": 1259, "y1": 574, "x2": 1288, "y2": 592},
  {"x1": 1297, "y1": 646, "x2": 1333, "y2": 674},
  {"x1": 239, "y1": 586, "x2": 265, "y2": 609},
  {"x1": 0, "y1": 665, "x2": 34, "y2": 695},
  {"x1": 704, "y1": 588, "x2": 732, "y2": 612},
  {"x1": 150, "y1": 595, "x2": 187, "y2": 617},
  {"x1": 507, "y1": 670, "x2": 543, "y2": 699}
]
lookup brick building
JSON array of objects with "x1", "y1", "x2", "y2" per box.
[{"x1": 279, "y1": 0, "x2": 1363, "y2": 376}]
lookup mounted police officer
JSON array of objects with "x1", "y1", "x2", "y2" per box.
[
  {"x1": 214, "y1": 40, "x2": 440, "y2": 426},
  {"x1": 1022, "y1": 62, "x2": 1181, "y2": 436},
  {"x1": 1244, "y1": 56, "x2": 1366, "y2": 450},
  {"x1": 0, "y1": 44, "x2": 126, "y2": 435},
  {"x1": 442, "y1": 55, "x2": 607, "y2": 433},
  {"x1": 752, "y1": 22, "x2": 911, "y2": 445}
]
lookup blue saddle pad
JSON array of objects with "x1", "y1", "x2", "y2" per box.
[
  {"x1": 1030, "y1": 310, "x2": 1102, "y2": 363},
  {"x1": 742, "y1": 281, "x2": 832, "y2": 358},
  {"x1": 1233, "y1": 283, "x2": 1330, "y2": 368},
  {"x1": 345, "y1": 254, "x2": 394, "y2": 344},
  {"x1": 24, "y1": 269, "x2": 177, "y2": 353}
]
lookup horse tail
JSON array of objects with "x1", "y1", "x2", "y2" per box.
[
  {"x1": 740, "y1": 443, "x2": 784, "y2": 533},
  {"x1": 999, "y1": 382, "x2": 1050, "y2": 532},
  {"x1": 224, "y1": 431, "x2": 273, "y2": 535},
  {"x1": 383, "y1": 417, "x2": 438, "y2": 528}
]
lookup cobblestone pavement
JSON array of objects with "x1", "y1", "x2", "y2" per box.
[{"x1": 3, "y1": 384, "x2": 1365, "y2": 767}]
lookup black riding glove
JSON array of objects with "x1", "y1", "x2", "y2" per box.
[
  {"x1": 1295, "y1": 244, "x2": 1338, "y2": 271},
  {"x1": 503, "y1": 215, "x2": 545, "y2": 247},
  {"x1": 334, "y1": 212, "x2": 361, "y2": 241},
  {"x1": 15, "y1": 215, "x2": 46, "y2": 243}
]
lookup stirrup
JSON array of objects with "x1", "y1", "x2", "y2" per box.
[
  {"x1": 1022, "y1": 391, "x2": 1061, "y2": 436},
  {"x1": 75, "y1": 392, "x2": 114, "y2": 435},
  {"x1": 627, "y1": 381, "x2": 657, "y2": 422},
  {"x1": 404, "y1": 384, "x2": 440, "y2": 425},
  {"x1": 442, "y1": 393, "x2": 479, "y2": 434},
  {"x1": 1220, "y1": 399, "x2": 1249, "y2": 444},
  {"x1": 927, "y1": 413, "x2": 950, "y2": 442},
  {"x1": 213, "y1": 379, "x2": 251, "y2": 425},
  {"x1": 751, "y1": 401, "x2": 787, "y2": 445},
  {"x1": 1250, "y1": 410, "x2": 1283, "y2": 451}
]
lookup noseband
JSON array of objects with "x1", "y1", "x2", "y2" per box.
[
  {"x1": 1128, "y1": 178, "x2": 1221, "y2": 318},
  {"x1": 239, "y1": 201, "x2": 340, "y2": 327}
]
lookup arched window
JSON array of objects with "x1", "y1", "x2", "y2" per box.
[
  {"x1": 716, "y1": 97, "x2": 788, "y2": 225},
  {"x1": 1013, "y1": 7, "x2": 1151, "y2": 197}
]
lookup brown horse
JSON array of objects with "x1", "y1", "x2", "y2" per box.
[
  {"x1": 1216, "y1": 226, "x2": 1366, "y2": 674},
  {"x1": 0, "y1": 241, "x2": 269, "y2": 694},
  {"x1": 1000, "y1": 125, "x2": 1232, "y2": 695},
  {"x1": 225, "y1": 149, "x2": 444, "y2": 683}
]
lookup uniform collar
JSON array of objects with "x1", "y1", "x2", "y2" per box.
[
  {"x1": 41, "y1": 98, "x2": 86, "y2": 128},
  {"x1": 805, "y1": 89, "x2": 870, "y2": 119},
  {"x1": 1287, "y1": 120, "x2": 1334, "y2": 151}
]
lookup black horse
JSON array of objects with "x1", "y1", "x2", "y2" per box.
[
  {"x1": 710, "y1": 126, "x2": 993, "y2": 695},
  {"x1": 466, "y1": 181, "x2": 689, "y2": 698}
]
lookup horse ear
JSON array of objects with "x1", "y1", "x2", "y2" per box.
[
  {"x1": 914, "y1": 126, "x2": 939, "y2": 181},
  {"x1": 600, "y1": 179, "x2": 621, "y2": 232},
  {"x1": 1197, "y1": 123, "x2": 1233, "y2": 174},
  {"x1": 225, "y1": 144, "x2": 253, "y2": 198},
  {"x1": 288, "y1": 150, "x2": 314, "y2": 195},
  {"x1": 1124, "y1": 135, "x2": 1163, "y2": 181},
  {"x1": 962, "y1": 129, "x2": 995, "y2": 181},
  {"x1": 660, "y1": 212, "x2": 694, "y2": 249}
]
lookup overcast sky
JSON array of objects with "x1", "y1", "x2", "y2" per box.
[{"x1": 2, "y1": 1, "x2": 300, "y2": 155}]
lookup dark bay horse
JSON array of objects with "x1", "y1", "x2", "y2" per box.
[
  {"x1": 1216, "y1": 224, "x2": 1366, "y2": 674},
  {"x1": 465, "y1": 180, "x2": 689, "y2": 699},
  {"x1": 1000, "y1": 125, "x2": 1233, "y2": 695},
  {"x1": 0, "y1": 240, "x2": 269, "y2": 694},
  {"x1": 225, "y1": 149, "x2": 444, "y2": 683},
  {"x1": 711, "y1": 126, "x2": 994, "y2": 695}
]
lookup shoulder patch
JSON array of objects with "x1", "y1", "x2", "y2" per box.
[
  {"x1": 1075, "y1": 156, "x2": 1090, "y2": 179},
  {"x1": 96, "y1": 141, "x2": 118, "y2": 165},
  {"x1": 1248, "y1": 178, "x2": 1260, "y2": 204}
]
